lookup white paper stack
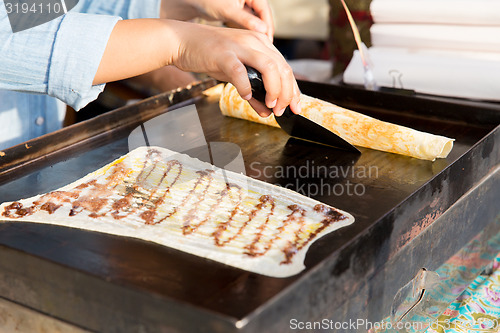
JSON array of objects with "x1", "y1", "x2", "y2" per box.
[
  {"x1": 371, "y1": 24, "x2": 500, "y2": 53},
  {"x1": 370, "y1": 0, "x2": 500, "y2": 26},
  {"x1": 344, "y1": 0, "x2": 500, "y2": 101},
  {"x1": 344, "y1": 47, "x2": 500, "y2": 101}
]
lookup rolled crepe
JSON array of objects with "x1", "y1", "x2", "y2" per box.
[{"x1": 219, "y1": 84, "x2": 454, "y2": 161}]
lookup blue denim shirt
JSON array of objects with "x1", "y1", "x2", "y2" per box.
[{"x1": 0, "y1": 0, "x2": 160, "y2": 149}]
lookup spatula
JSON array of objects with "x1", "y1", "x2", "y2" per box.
[{"x1": 246, "y1": 66, "x2": 360, "y2": 153}]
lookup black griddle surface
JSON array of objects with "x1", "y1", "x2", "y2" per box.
[{"x1": 0, "y1": 82, "x2": 497, "y2": 326}]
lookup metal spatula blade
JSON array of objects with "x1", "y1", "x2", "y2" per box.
[{"x1": 246, "y1": 66, "x2": 360, "y2": 153}]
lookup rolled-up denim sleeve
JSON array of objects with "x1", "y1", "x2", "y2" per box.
[
  {"x1": 47, "y1": 13, "x2": 120, "y2": 110},
  {"x1": 76, "y1": 0, "x2": 161, "y2": 19},
  {"x1": 0, "y1": 6, "x2": 120, "y2": 110}
]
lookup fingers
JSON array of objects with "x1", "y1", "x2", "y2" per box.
[
  {"x1": 246, "y1": 0, "x2": 274, "y2": 41},
  {"x1": 221, "y1": 0, "x2": 274, "y2": 41},
  {"x1": 272, "y1": 63, "x2": 294, "y2": 116},
  {"x1": 289, "y1": 80, "x2": 302, "y2": 114},
  {"x1": 216, "y1": 52, "x2": 278, "y2": 119},
  {"x1": 219, "y1": 52, "x2": 252, "y2": 101},
  {"x1": 243, "y1": 43, "x2": 301, "y2": 116},
  {"x1": 221, "y1": 54, "x2": 299, "y2": 118},
  {"x1": 249, "y1": 56, "x2": 281, "y2": 109},
  {"x1": 175, "y1": 22, "x2": 299, "y2": 118},
  {"x1": 248, "y1": 99, "x2": 273, "y2": 117},
  {"x1": 225, "y1": 7, "x2": 269, "y2": 36}
]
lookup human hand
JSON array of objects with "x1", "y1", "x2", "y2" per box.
[
  {"x1": 94, "y1": 19, "x2": 296, "y2": 116},
  {"x1": 161, "y1": 0, "x2": 274, "y2": 41},
  {"x1": 171, "y1": 21, "x2": 300, "y2": 116}
]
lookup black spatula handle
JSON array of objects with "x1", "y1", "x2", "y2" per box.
[
  {"x1": 245, "y1": 66, "x2": 267, "y2": 105},
  {"x1": 245, "y1": 67, "x2": 360, "y2": 153}
]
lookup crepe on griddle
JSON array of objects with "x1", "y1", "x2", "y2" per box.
[
  {"x1": 0, "y1": 147, "x2": 354, "y2": 277},
  {"x1": 219, "y1": 84, "x2": 454, "y2": 161}
]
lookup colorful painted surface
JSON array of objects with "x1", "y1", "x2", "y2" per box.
[
  {"x1": 372, "y1": 230, "x2": 500, "y2": 333},
  {"x1": 425, "y1": 256, "x2": 500, "y2": 333}
]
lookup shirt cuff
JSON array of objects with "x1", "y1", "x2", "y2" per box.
[
  {"x1": 47, "y1": 12, "x2": 121, "y2": 111},
  {"x1": 127, "y1": 0, "x2": 161, "y2": 19}
]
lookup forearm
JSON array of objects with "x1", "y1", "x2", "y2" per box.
[
  {"x1": 131, "y1": 66, "x2": 197, "y2": 92},
  {"x1": 93, "y1": 19, "x2": 179, "y2": 85},
  {"x1": 93, "y1": 17, "x2": 300, "y2": 116}
]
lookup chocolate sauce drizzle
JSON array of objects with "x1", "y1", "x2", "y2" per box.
[
  {"x1": 213, "y1": 194, "x2": 275, "y2": 248},
  {"x1": 2, "y1": 149, "x2": 348, "y2": 264},
  {"x1": 138, "y1": 159, "x2": 183, "y2": 224}
]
